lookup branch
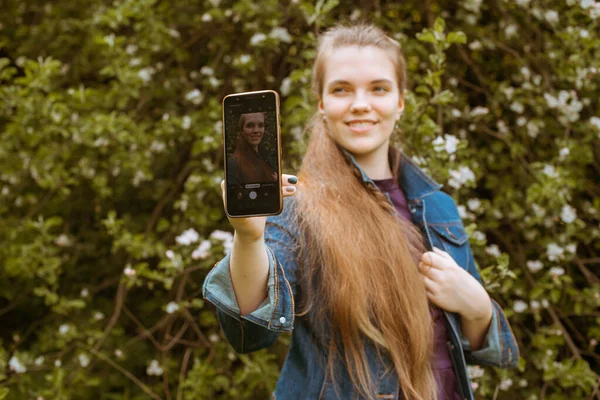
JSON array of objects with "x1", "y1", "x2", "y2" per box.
[
  {"x1": 176, "y1": 347, "x2": 193, "y2": 400},
  {"x1": 78, "y1": 343, "x2": 163, "y2": 400}
]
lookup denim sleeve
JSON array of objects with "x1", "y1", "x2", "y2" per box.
[
  {"x1": 461, "y1": 241, "x2": 520, "y2": 369},
  {"x1": 202, "y1": 197, "x2": 299, "y2": 353}
]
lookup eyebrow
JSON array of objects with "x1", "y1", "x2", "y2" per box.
[{"x1": 328, "y1": 79, "x2": 394, "y2": 86}]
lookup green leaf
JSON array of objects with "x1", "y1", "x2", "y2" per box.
[{"x1": 447, "y1": 31, "x2": 467, "y2": 44}]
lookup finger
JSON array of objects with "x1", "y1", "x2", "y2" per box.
[
  {"x1": 420, "y1": 251, "x2": 446, "y2": 269},
  {"x1": 433, "y1": 247, "x2": 451, "y2": 259},
  {"x1": 422, "y1": 275, "x2": 437, "y2": 294},
  {"x1": 283, "y1": 185, "x2": 296, "y2": 197},
  {"x1": 281, "y1": 174, "x2": 298, "y2": 186}
]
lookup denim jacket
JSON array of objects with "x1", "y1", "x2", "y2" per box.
[{"x1": 203, "y1": 154, "x2": 520, "y2": 400}]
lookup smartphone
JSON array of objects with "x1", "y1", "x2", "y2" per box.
[{"x1": 222, "y1": 90, "x2": 282, "y2": 218}]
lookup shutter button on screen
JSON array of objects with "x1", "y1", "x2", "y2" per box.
[{"x1": 249, "y1": 191, "x2": 257, "y2": 200}]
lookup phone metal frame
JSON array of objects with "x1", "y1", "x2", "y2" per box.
[{"x1": 222, "y1": 90, "x2": 283, "y2": 218}]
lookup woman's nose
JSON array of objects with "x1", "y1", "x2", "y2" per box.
[{"x1": 350, "y1": 93, "x2": 372, "y2": 113}]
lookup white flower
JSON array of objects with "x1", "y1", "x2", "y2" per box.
[
  {"x1": 550, "y1": 267, "x2": 565, "y2": 277},
  {"x1": 520, "y1": 66, "x2": 531, "y2": 79},
  {"x1": 280, "y1": 77, "x2": 292, "y2": 96},
  {"x1": 200, "y1": 66, "x2": 214, "y2": 76},
  {"x1": 175, "y1": 228, "x2": 199, "y2": 246},
  {"x1": 250, "y1": 32, "x2": 267, "y2": 46},
  {"x1": 448, "y1": 166, "x2": 476, "y2": 189},
  {"x1": 590, "y1": 117, "x2": 600, "y2": 131},
  {"x1": 238, "y1": 54, "x2": 251, "y2": 65},
  {"x1": 581, "y1": 0, "x2": 595, "y2": 8},
  {"x1": 54, "y1": 359, "x2": 62, "y2": 367},
  {"x1": 181, "y1": 116, "x2": 192, "y2": 130},
  {"x1": 34, "y1": 356, "x2": 45, "y2": 366},
  {"x1": 451, "y1": 109, "x2": 462, "y2": 118},
  {"x1": 468, "y1": 40, "x2": 482, "y2": 51},
  {"x1": 55, "y1": 234, "x2": 72, "y2": 247},
  {"x1": 104, "y1": 34, "x2": 115, "y2": 47},
  {"x1": 126, "y1": 44, "x2": 138, "y2": 55},
  {"x1": 580, "y1": 29, "x2": 590, "y2": 38},
  {"x1": 472, "y1": 231, "x2": 486, "y2": 241},
  {"x1": 201, "y1": 13, "x2": 212, "y2": 22},
  {"x1": 192, "y1": 240, "x2": 212, "y2": 260},
  {"x1": 166, "y1": 301, "x2": 179, "y2": 314},
  {"x1": 544, "y1": 10, "x2": 559, "y2": 23},
  {"x1": 543, "y1": 165, "x2": 558, "y2": 178},
  {"x1": 209, "y1": 333, "x2": 219, "y2": 343},
  {"x1": 510, "y1": 101, "x2": 524, "y2": 114},
  {"x1": 123, "y1": 266, "x2": 136, "y2": 277},
  {"x1": 93, "y1": 311, "x2": 105, "y2": 321},
  {"x1": 541, "y1": 299, "x2": 549, "y2": 308},
  {"x1": 527, "y1": 260, "x2": 543, "y2": 273},
  {"x1": 80, "y1": 288, "x2": 89, "y2": 298},
  {"x1": 566, "y1": 243, "x2": 577, "y2": 254},
  {"x1": 470, "y1": 107, "x2": 488, "y2": 117},
  {"x1": 504, "y1": 24, "x2": 518, "y2": 38},
  {"x1": 530, "y1": 300, "x2": 540, "y2": 310},
  {"x1": 547, "y1": 243, "x2": 564, "y2": 261},
  {"x1": 560, "y1": 205, "x2": 577, "y2": 223},
  {"x1": 78, "y1": 353, "x2": 90, "y2": 368},
  {"x1": 500, "y1": 378, "x2": 513, "y2": 390},
  {"x1": 513, "y1": 300, "x2": 528, "y2": 313},
  {"x1": 467, "y1": 198, "x2": 481, "y2": 211},
  {"x1": 443, "y1": 135, "x2": 459, "y2": 154},
  {"x1": 485, "y1": 244, "x2": 501, "y2": 258},
  {"x1": 165, "y1": 250, "x2": 175, "y2": 260},
  {"x1": 559, "y1": 147, "x2": 570, "y2": 160},
  {"x1": 468, "y1": 365, "x2": 485, "y2": 379},
  {"x1": 516, "y1": 0, "x2": 530, "y2": 6},
  {"x1": 269, "y1": 27, "x2": 292, "y2": 43},
  {"x1": 210, "y1": 230, "x2": 233, "y2": 242},
  {"x1": 9, "y1": 356, "x2": 27, "y2": 373},
  {"x1": 59, "y1": 324, "x2": 70, "y2": 335},
  {"x1": 138, "y1": 67, "x2": 154, "y2": 84},
  {"x1": 457, "y1": 205, "x2": 468, "y2": 219},
  {"x1": 497, "y1": 120, "x2": 509, "y2": 134},
  {"x1": 147, "y1": 360, "x2": 164, "y2": 376},
  {"x1": 185, "y1": 89, "x2": 203, "y2": 105},
  {"x1": 114, "y1": 349, "x2": 123, "y2": 358}
]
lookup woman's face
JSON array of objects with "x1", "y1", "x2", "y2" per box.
[
  {"x1": 318, "y1": 45, "x2": 404, "y2": 164},
  {"x1": 240, "y1": 113, "x2": 265, "y2": 146}
]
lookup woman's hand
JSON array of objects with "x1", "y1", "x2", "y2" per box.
[
  {"x1": 418, "y1": 247, "x2": 491, "y2": 321},
  {"x1": 220, "y1": 174, "x2": 298, "y2": 243}
]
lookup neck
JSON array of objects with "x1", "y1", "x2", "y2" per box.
[
  {"x1": 352, "y1": 143, "x2": 393, "y2": 180},
  {"x1": 252, "y1": 144, "x2": 258, "y2": 152}
]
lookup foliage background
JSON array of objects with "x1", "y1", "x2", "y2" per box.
[{"x1": 0, "y1": 0, "x2": 599, "y2": 399}]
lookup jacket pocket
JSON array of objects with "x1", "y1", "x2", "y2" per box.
[{"x1": 428, "y1": 222, "x2": 470, "y2": 270}]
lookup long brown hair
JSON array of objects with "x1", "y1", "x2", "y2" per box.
[{"x1": 294, "y1": 24, "x2": 437, "y2": 400}]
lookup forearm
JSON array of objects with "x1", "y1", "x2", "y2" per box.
[
  {"x1": 460, "y1": 297, "x2": 493, "y2": 350},
  {"x1": 229, "y1": 232, "x2": 270, "y2": 316}
]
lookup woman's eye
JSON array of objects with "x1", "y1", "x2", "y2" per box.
[
  {"x1": 373, "y1": 86, "x2": 388, "y2": 92},
  {"x1": 332, "y1": 87, "x2": 347, "y2": 93}
]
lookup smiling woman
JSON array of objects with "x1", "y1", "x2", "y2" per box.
[
  {"x1": 204, "y1": 23, "x2": 519, "y2": 400},
  {"x1": 226, "y1": 112, "x2": 277, "y2": 185}
]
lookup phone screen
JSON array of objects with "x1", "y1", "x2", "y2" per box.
[{"x1": 223, "y1": 91, "x2": 282, "y2": 217}]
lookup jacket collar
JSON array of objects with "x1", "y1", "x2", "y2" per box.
[{"x1": 342, "y1": 148, "x2": 443, "y2": 202}]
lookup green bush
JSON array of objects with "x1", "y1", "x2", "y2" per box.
[{"x1": 0, "y1": 0, "x2": 598, "y2": 399}]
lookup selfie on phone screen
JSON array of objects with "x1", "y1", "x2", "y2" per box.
[{"x1": 223, "y1": 91, "x2": 282, "y2": 217}]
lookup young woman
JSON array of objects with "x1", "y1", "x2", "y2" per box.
[
  {"x1": 227, "y1": 112, "x2": 278, "y2": 185},
  {"x1": 204, "y1": 23, "x2": 519, "y2": 400}
]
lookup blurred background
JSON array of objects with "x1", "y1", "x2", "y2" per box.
[{"x1": 0, "y1": 0, "x2": 599, "y2": 398}]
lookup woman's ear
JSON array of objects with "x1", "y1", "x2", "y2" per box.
[{"x1": 318, "y1": 98, "x2": 325, "y2": 116}]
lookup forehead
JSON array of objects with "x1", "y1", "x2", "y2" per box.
[
  {"x1": 322, "y1": 45, "x2": 397, "y2": 86},
  {"x1": 242, "y1": 113, "x2": 264, "y2": 124}
]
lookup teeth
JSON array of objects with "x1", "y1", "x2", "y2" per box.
[{"x1": 348, "y1": 122, "x2": 375, "y2": 128}]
